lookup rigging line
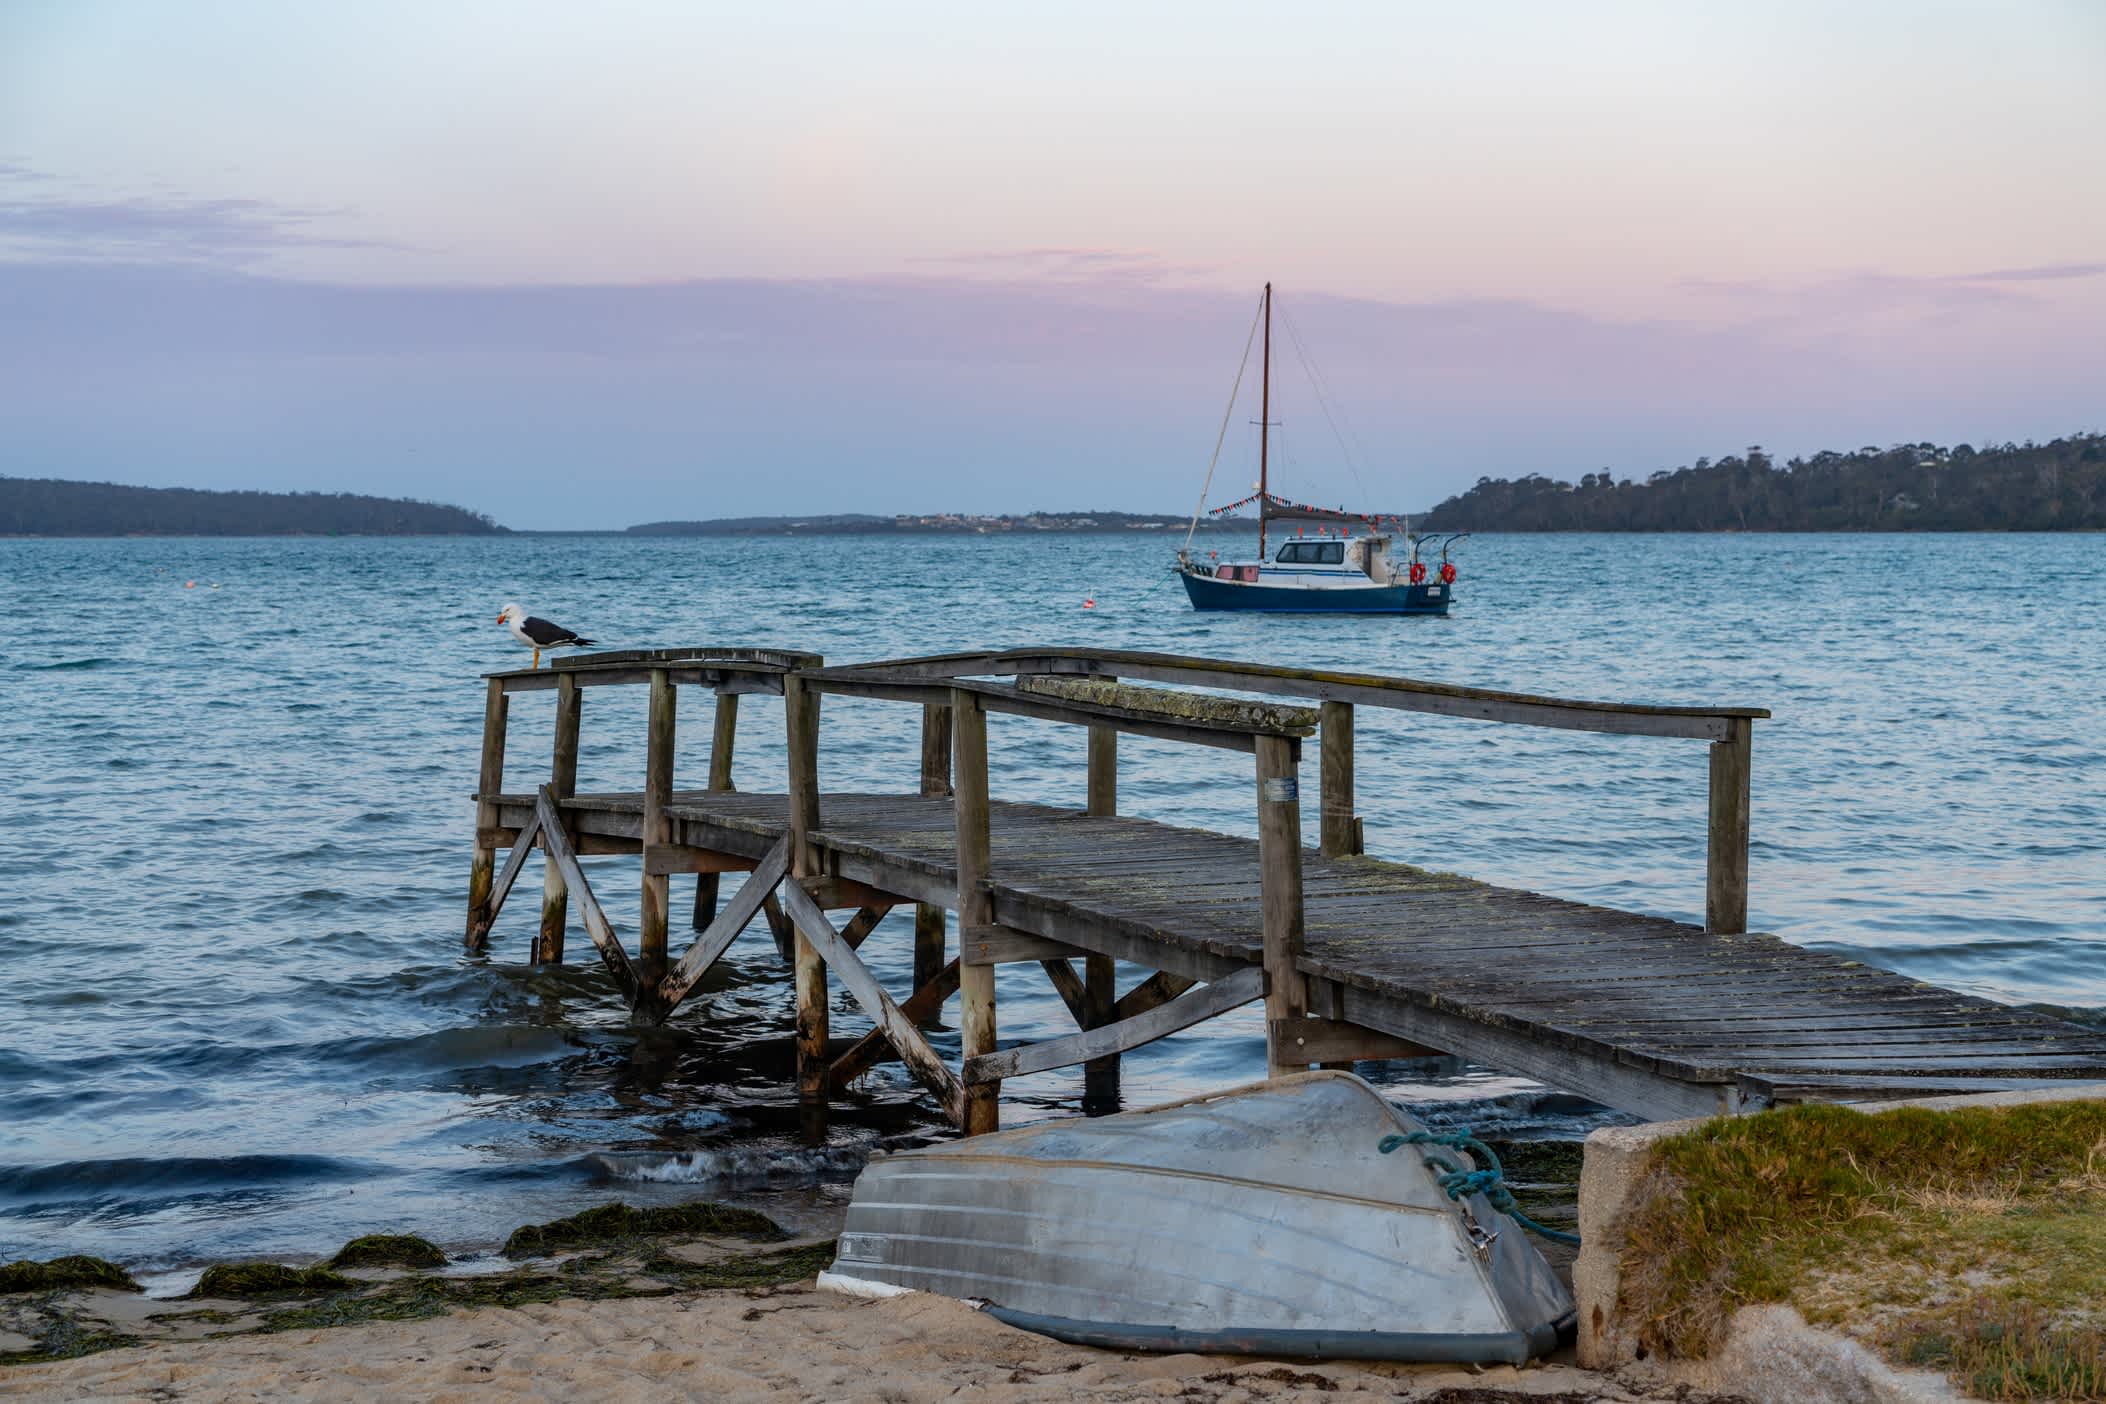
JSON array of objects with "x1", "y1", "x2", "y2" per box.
[
  {"x1": 1183, "y1": 290, "x2": 1268, "y2": 554},
  {"x1": 1280, "y1": 308, "x2": 1373, "y2": 512}
]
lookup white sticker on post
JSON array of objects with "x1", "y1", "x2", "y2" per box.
[{"x1": 1262, "y1": 776, "x2": 1299, "y2": 803}]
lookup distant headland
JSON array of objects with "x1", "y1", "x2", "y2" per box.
[
  {"x1": 1, "y1": 477, "x2": 506, "y2": 536},
  {"x1": 625, "y1": 510, "x2": 1231, "y2": 536},
  {"x1": 1416, "y1": 434, "x2": 2105, "y2": 532}
]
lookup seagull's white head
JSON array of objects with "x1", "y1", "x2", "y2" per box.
[{"x1": 497, "y1": 602, "x2": 522, "y2": 626}]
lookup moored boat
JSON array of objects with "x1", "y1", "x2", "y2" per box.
[
  {"x1": 1174, "y1": 283, "x2": 1464, "y2": 614},
  {"x1": 820, "y1": 1072, "x2": 1574, "y2": 1362}
]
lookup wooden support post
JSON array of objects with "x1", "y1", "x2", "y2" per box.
[
  {"x1": 693, "y1": 691, "x2": 739, "y2": 932},
  {"x1": 1707, "y1": 716, "x2": 1753, "y2": 935},
  {"x1": 1256, "y1": 734, "x2": 1310, "y2": 1078},
  {"x1": 785, "y1": 674, "x2": 828, "y2": 1101},
  {"x1": 538, "y1": 673, "x2": 580, "y2": 962},
  {"x1": 1319, "y1": 700, "x2": 1360, "y2": 858},
  {"x1": 1083, "y1": 714, "x2": 1119, "y2": 1107},
  {"x1": 914, "y1": 701, "x2": 951, "y2": 992},
  {"x1": 466, "y1": 677, "x2": 509, "y2": 947},
  {"x1": 953, "y1": 688, "x2": 999, "y2": 1135},
  {"x1": 920, "y1": 702, "x2": 952, "y2": 797},
  {"x1": 638, "y1": 667, "x2": 676, "y2": 984}
]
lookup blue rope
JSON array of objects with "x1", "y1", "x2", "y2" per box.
[{"x1": 1379, "y1": 1130, "x2": 1582, "y2": 1246}]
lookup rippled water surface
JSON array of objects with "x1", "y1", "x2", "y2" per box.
[{"x1": 2, "y1": 533, "x2": 2100, "y2": 1268}]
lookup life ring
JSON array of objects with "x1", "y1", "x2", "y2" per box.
[
  {"x1": 1408, "y1": 561, "x2": 1427, "y2": 584},
  {"x1": 1439, "y1": 561, "x2": 1457, "y2": 585}
]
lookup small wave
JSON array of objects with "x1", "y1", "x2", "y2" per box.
[
  {"x1": 314, "y1": 1024, "x2": 587, "y2": 1071},
  {"x1": 0, "y1": 1153, "x2": 384, "y2": 1205},
  {"x1": 585, "y1": 1145, "x2": 868, "y2": 1189},
  {"x1": 18, "y1": 657, "x2": 120, "y2": 671}
]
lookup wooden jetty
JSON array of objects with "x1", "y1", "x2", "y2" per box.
[{"x1": 465, "y1": 646, "x2": 2106, "y2": 1129}]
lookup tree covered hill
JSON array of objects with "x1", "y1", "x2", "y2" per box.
[
  {"x1": 1418, "y1": 435, "x2": 2106, "y2": 532},
  {"x1": 1, "y1": 477, "x2": 505, "y2": 535}
]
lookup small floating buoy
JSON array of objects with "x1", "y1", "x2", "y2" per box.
[
  {"x1": 1082, "y1": 597, "x2": 1096, "y2": 610},
  {"x1": 185, "y1": 580, "x2": 196, "y2": 589}
]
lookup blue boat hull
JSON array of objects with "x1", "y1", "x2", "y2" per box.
[{"x1": 1180, "y1": 570, "x2": 1451, "y2": 614}]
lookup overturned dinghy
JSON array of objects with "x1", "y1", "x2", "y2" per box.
[{"x1": 821, "y1": 1071, "x2": 1575, "y2": 1362}]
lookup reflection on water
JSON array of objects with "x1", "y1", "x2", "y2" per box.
[{"x1": 1, "y1": 532, "x2": 2099, "y2": 1266}]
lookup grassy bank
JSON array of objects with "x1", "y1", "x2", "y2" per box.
[{"x1": 1617, "y1": 1099, "x2": 2106, "y2": 1401}]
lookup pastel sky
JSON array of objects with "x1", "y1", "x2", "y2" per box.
[{"x1": 3, "y1": 1, "x2": 2102, "y2": 527}]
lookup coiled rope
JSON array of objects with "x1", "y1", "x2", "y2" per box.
[{"x1": 1378, "y1": 1130, "x2": 1582, "y2": 1246}]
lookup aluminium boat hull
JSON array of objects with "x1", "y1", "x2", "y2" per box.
[{"x1": 822, "y1": 1072, "x2": 1573, "y2": 1362}]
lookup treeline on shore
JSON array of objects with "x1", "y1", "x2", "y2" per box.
[
  {"x1": 1, "y1": 477, "x2": 506, "y2": 536},
  {"x1": 1417, "y1": 434, "x2": 2106, "y2": 532}
]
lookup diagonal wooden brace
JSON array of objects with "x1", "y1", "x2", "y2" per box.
[
  {"x1": 780, "y1": 880, "x2": 966, "y2": 1124},
  {"x1": 646, "y1": 837, "x2": 792, "y2": 1022},
  {"x1": 827, "y1": 959, "x2": 961, "y2": 1092},
  {"x1": 535, "y1": 785, "x2": 641, "y2": 1008},
  {"x1": 467, "y1": 805, "x2": 543, "y2": 950},
  {"x1": 963, "y1": 965, "x2": 1264, "y2": 1085}
]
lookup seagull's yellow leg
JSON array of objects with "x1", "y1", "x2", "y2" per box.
[{"x1": 533, "y1": 647, "x2": 541, "y2": 670}]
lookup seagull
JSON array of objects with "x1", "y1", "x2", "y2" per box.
[{"x1": 497, "y1": 603, "x2": 596, "y2": 670}]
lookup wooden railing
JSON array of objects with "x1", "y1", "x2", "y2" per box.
[{"x1": 826, "y1": 647, "x2": 1767, "y2": 935}]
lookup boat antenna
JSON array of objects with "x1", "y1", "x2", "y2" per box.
[
  {"x1": 1259, "y1": 281, "x2": 1272, "y2": 562},
  {"x1": 1182, "y1": 289, "x2": 1266, "y2": 555}
]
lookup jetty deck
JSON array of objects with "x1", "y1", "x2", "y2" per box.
[{"x1": 465, "y1": 646, "x2": 2106, "y2": 1128}]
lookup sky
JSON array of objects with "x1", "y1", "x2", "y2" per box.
[{"x1": 2, "y1": 1, "x2": 2102, "y2": 528}]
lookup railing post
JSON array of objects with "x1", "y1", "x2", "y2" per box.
[
  {"x1": 692, "y1": 690, "x2": 740, "y2": 930},
  {"x1": 1319, "y1": 700, "x2": 1361, "y2": 857},
  {"x1": 1256, "y1": 734, "x2": 1310, "y2": 1078},
  {"x1": 1083, "y1": 717, "x2": 1119, "y2": 1110},
  {"x1": 785, "y1": 673, "x2": 828, "y2": 1100},
  {"x1": 537, "y1": 672, "x2": 581, "y2": 962},
  {"x1": 914, "y1": 701, "x2": 953, "y2": 991},
  {"x1": 1706, "y1": 717, "x2": 1752, "y2": 934},
  {"x1": 466, "y1": 677, "x2": 509, "y2": 947},
  {"x1": 638, "y1": 667, "x2": 677, "y2": 986},
  {"x1": 953, "y1": 688, "x2": 998, "y2": 1134}
]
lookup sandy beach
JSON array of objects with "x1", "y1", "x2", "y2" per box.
[{"x1": 0, "y1": 1281, "x2": 1717, "y2": 1404}]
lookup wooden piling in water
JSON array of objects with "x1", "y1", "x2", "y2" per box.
[
  {"x1": 953, "y1": 688, "x2": 998, "y2": 1135},
  {"x1": 692, "y1": 691, "x2": 739, "y2": 931},
  {"x1": 638, "y1": 667, "x2": 677, "y2": 984},
  {"x1": 466, "y1": 677, "x2": 509, "y2": 947},
  {"x1": 785, "y1": 674, "x2": 828, "y2": 1100},
  {"x1": 1256, "y1": 734, "x2": 1310, "y2": 1078},
  {"x1": 915, "y1": 702, "x2": 952, "y2": 991},
  {"x1": 537, "y1": 673, "x2": 581, "y2": 962}
]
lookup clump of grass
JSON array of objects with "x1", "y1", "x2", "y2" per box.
[
  {"x1": 188, "y1": 1262, "x2": 355, "y2": 1298},
  {"x1": 327, "y1": 1234, "x2": 447, "y2": 1270},
  {"x1": 1616, "y1": 1098, "x2": 2106, "y2": 1398},
  {"x1": 501, "y1": 1201, "x2": 783, "y2": 1259},
  {"x1": 0, "y1": 1256, "x2": 140, "y2": 1295},
  {"x1": 1885, "y1": 1301, "x2": 2106, "y2": 1403}
]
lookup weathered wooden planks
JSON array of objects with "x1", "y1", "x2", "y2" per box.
[{"x1": 483, "y1": 784, "x2": 2106, "y2": 1117}]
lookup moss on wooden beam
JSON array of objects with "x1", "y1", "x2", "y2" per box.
[{"x1": 1017, "y1": 675, "x2": 1318, "y2": 735}]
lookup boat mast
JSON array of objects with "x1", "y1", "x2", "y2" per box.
[{"x1": 1259, "y1": 281, "x2": 1272, "y2": 562}]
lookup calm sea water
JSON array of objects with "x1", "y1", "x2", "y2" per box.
[{"x1": 2, "y1": 532, "x2": 2101, "y2": 1274}]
